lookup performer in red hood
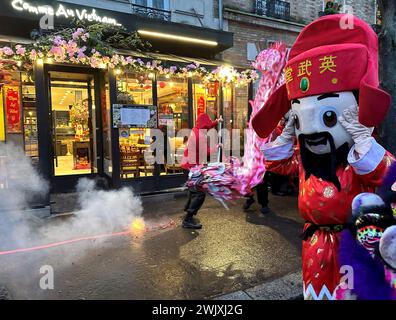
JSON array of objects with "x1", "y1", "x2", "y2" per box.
[
  {"x1": 181, "y1": 113, "x2": 220, "y2": 229},
  {"x1": 252, "y1": 14, "x2": 394, "y2": 299}
]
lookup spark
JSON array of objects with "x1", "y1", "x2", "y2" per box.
[
  {"x1": 0, "y1": 231, "x2": 130, "y2": 256},
  {"x1": 0, "y1": 218, "x2": 176, "y2": 257}
]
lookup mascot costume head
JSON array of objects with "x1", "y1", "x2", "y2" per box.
[{"x1": 252, "y1": 14, "x2": 391, "y2": 189}]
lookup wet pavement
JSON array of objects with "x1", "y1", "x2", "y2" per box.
[{"x1": 0, "y1": 193, "x2": 303, "y2": 300}]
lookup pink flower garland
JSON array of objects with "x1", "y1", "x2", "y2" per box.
[{"x1": 0, "y1": 28, "x2": 259, "y2": 85}]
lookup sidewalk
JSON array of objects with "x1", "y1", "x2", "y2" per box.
[{"x1": 0, "y1": 192, "x2": 303, "y2": 300}]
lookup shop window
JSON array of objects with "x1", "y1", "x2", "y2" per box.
[
  {"x1": 116, "y1": 72, "x2": 155, "y2": 179},
  {"x1": 0, "y1": 88, "x2": 4, "y2": 142},
  {"x1": 157, "y1": 76, "x2": 188, "y2": 175},
  {"x1": 49, "y1": 72, "x2": 98, "y2": 176},
  {"x1": 0, "y1": 70, "x2": 38, "y2": 160},
  {"x1": 222, "y1": 83, "x2": 249, "y2": 157},
  {"x1": 192, "y1": 80, "x2": 220, "y2": 124},
  {"x1": 22, "y1": 75, "x2": 38, "y2": 159},
  {"x1": 102, "y1": 72, "x2": 112, "y2": 177},
  {"x1": 135, "y1": 0, "x2": 170, "y2": 10}
]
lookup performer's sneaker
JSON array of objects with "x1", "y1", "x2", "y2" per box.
[
  {"x1": 243, "y1": 197, "x2": 255, "y2": 211},
  {"x1": 260, "y1": 206, "x2": 271, "y2": 215},
  {"x1": 182, "y1": 217, "x2": 202, "y2": 229}
]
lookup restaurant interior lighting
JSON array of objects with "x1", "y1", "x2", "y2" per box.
[{"x1": 137, "y1": 30, "x2": 218, "y2": 46}]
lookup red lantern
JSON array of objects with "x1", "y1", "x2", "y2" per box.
[{"x1": 159, "y1": 81, "x2": 166, "y2": 89}]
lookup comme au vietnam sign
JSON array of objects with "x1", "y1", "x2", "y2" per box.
[{"x1": 11, "y1": 0, "x2": 123, "y2": 27}]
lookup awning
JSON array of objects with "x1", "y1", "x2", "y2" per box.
[
  {"x1": 115, "y1": 49, "x2": 249, "y2": 69},
  {"x1": 0, "y1": 35, "x2": 33, "y2": 45}
]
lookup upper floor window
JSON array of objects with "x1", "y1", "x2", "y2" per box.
[
  {"x1": 255, "y1": 0, "x2": 291, "y2": 21},
  {"x1": 134, "y1": 0, "x2": 170, "y2": 10},
  {"x1": 132, "y1": 0, "x2": 171, "y2": 21}
]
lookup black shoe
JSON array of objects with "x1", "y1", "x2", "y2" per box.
[
  {"x1": 272, "y1": 191, "x2": 286, "y2": 196},
  {"x1": 260, "y1": 206, "x2": 271, "y2": 215},
  {"x1": 182, "y1": 217, "x2": 202, "y2": 229},
  {"x1": 243, "y1": 197, "x2": 255, "y2": 210}
]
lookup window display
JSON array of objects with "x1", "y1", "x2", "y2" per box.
[
  {"x1": 116, "y1": 72, "x2": 155, "y2": 179},
  {"x1": 222, "y1": 83, "x2": 249, "y2": 156},
  {"x1": 193, "y1": 80, "x2": 220, "y2": 124},
  {"x1": 22, "y1": 76, "x2": 38, "y2": 159},
  {"x1": 157, "y1": 76, "x2": 188, "y2": 175},
  {"x1": 103, "y1": 72, "x2": 112, "y2": 176},
  {"x1": 50, "y1": 71, "x2": 97, "y2": 176}
]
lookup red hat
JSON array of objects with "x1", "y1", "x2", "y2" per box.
[{"x1": 252, "y1": 14, "x2": 391, "y2": 138}]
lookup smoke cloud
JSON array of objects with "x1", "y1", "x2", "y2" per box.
[{"x1": 0, "y1": 142, "x2": 143, "y2": 251}]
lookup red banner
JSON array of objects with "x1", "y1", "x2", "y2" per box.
[{"x1": 5, "y1": 86, "x2": 21, "y2": 133}]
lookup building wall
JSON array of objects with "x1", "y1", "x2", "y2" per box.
[
  {"x1": 221, "y1": 19, "x2": 298, "y2": 67},
  {"x1": 62, "y1": 0, "x2": 221, "y2": 29},
  {"x1": 48, "y1": 0, "x2": 378, "y2": 67},
  {"x1": 221, "y1": 0, "x2": 377, "y2": 67}
]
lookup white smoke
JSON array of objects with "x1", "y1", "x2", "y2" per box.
[
  {"x1": 0, "y1": 142, "x2": 49, "y2": 210},
  {"x1": 0, "y1": 142, "x2": 143, "y2": 250},
  {"x1": 43, "y1": 178, "x2": 143, "y2": 239}
]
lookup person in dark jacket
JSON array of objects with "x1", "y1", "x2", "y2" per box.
[{"x1": 181, "y1": 113, "x2": 220, "y2": 229}]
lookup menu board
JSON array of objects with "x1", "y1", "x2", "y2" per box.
[{"x1": 113, "y1": 104, "x2": 157, "y2": 128}]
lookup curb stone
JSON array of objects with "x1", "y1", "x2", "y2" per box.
[{"x1": 214, "y1": 271, "x2": 303, "y2": 300}]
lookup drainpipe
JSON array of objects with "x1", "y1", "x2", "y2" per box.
[
  {"x1": 374, "y1": 0, "x2": 377, "y2": 25},
  {"x1": 219, "y1": 0, "x2": 223, "y2": 30}
]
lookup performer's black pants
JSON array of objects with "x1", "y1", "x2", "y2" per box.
[
  {"x1": 183, "y1": 170, "x2": 206, "y2": 218},
  {"x1": 248, "y1": 171, "x2": 269, "y2": 207}
]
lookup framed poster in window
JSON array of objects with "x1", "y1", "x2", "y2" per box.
[{"x1": 113, "y1": 104, "x2": 157, "y2": 128}]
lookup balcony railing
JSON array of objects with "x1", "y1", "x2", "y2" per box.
[
  {"x1": 255, "y1": 0, "x2": 291, "y2": 21},
  {"x1": 131, "y1": 4, "x2": 171, "y2": 21}
]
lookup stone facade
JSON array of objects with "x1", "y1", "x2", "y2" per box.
[{"x1": 221, "y1": 0, "x2": 377, "y2": 67}]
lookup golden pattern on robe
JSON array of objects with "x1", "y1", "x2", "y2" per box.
[{"x1": 310, "y1": 234, "x2": 318, "y2": 246}]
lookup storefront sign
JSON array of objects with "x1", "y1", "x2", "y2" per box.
[
  {"x1": 11, "y1": 0, "x2": 123, "y2": 27},
  {"x1": 5, "y1": 86, "x2": 21, "y2": 133},
  {"x1": 113, "y1": 104, "x2": 157, "y2": 128},
  {"x1": 0, "y1": 90, "x2": 5, "y2": 141}
]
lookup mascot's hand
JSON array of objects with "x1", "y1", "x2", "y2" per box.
[
  {"x1": 275, "y1": 110, "x2": 296, "y2": 145},
  {"x1": 339, "y1": 105, "x2": 374, "y2": 156}
]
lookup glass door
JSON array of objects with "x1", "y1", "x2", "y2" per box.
[{"x1": 49, "y1": 71, "x2": 97, "y2": 176}]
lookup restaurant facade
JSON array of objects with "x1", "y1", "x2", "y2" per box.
[{"x1": 0, "y1": 0, "x2": 256, "y2": 202}]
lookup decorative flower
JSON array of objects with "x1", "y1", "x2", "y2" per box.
[
  {"x1": 15, "y1": 45, "x2": 26, "y2": 55},
  {"x1": 2, "y1": 47, "x2": 14, "y2": 56}
]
